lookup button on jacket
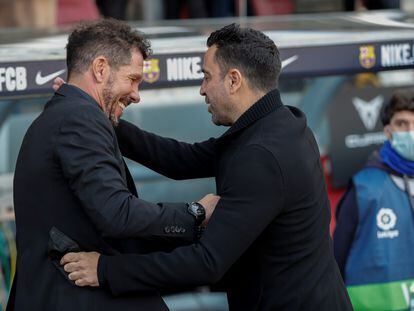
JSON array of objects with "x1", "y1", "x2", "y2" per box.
[
  {"x1": 100, "y1": 89, "x2": 353, "y2": 311},
  {"x1": 8, "y1": 84, "x2": 194, "y2": 311}
]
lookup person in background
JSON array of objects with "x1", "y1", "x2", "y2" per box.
[
  {"x1": 163, "y1": 0, "x2": 209, "y2": 19},
  {"x1": 210, "y1": 0, "x2": 235, "y2": 17},
  {"x1": 334, "y1": 89, "x2": 414, "y2": 310},
  {"x1": 95, "y1": 0, "x2": 128, "y2": 20},
  {"x1": 344, "y1": 0, "x2": 399, "y2": 11},
  {"x1": 0, "y1": 0, "x2": 57, "y2": 28},
  {"x1": 362, "y1": 0, "x2": 399, "y2": 9}
]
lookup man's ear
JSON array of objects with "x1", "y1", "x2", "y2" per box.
[
  {"x1": 91, "y1": 56, "x2": 109, "y2": 83},
  {"x1": 227, "y1": 69, "x2": 242, "y2": 94},
  {"x1": 384, "y1": 125, "x2": 393, "y2": 140}
]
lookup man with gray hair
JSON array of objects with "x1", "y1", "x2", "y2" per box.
[{"x1": 7, "y1": 19, "x2": 218, "y2": 311}]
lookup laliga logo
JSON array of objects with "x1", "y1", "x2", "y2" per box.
[
  {"x1": 352, "y1": 95, "x2": 384, "y2": 130},
  {"x1": 377, "y1": 208, "x2": 397, "y2": 231},
  {"x1": 376, "y1": 208, "x2": 399, "y2": 239},
  {"x1": 143, "y1": 58, "x2": 160, "y2": 84}
]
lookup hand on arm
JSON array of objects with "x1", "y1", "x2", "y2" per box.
[
  {"x1": 60, "y1": 193, "x2": 220, "y2": 289},
  {"x1": 97, "y1": 145, "x2": 285, "y2": 295}
]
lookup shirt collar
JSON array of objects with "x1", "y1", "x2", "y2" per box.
[{"x1": 218, "y1": 88, "x2": 283, "y2": 141}]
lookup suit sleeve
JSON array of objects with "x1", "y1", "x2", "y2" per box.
[
  {"x1": 97, "y1": 144, "x2": 285, "y2": 295},
  {"x1": 54, "y1": 105, "x2": 194, "y2": 240},
  {"x1": 115, "y1": 119, "x2": 216, "y2": 179},
  {"x1": 333, "y1": 185, "x2": 358, "y2": 281}
]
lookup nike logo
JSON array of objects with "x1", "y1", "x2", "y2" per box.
[
  {"x1": 281, "y1": 55, "x2": 299, "y2": 69},
  {"x1": 35, "y1": 69, "x2": 66, "y2": 86}
]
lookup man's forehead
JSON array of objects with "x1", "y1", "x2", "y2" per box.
[
  {"x1": 124, "y1": 52, "x2": 144, "y2": 72},
  {"x1": 119, "y1": 62, "x2": 143, "y2": 73},
  {"x1": 205, "y1": 45, "x2": 217, "y2": 59},
  {"x1": 392, "y1": 110, "x2": 414, "y2": 121},
  {"x1": 203, "y1": 45, "x2": 218, "y2": 70}
]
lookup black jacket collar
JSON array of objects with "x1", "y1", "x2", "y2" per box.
[
  {"x1": 219, "y1": 88, "x2": 283, "y2": 140},
  {"x1": 52, "y1": 83, "x2": 101, "y2": 109}
]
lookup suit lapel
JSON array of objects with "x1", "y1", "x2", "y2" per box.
[{"x1": 55, "y1": 84, "x2": 139, "y2": 198}]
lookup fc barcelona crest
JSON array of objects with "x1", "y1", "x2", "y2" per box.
[
  {"x1": 143, "y1": 58, "x2": 160, "y2": 83},
  {"x1": 359, "y1": 45, "x2": 376, "y2": 69}
]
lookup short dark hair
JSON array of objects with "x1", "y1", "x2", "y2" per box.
[
  {"x1": 66, "y1": 19, "x2": 151, "y2": 78},
  {"x1": 207, "y1": 23, "x2": 281, "y2": 92},
  {"x1": 381, "y1": 89, "x2": 414, "y2": 125}
]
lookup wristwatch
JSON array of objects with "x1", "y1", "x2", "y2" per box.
[
  {"x1": 187, "y1": 202, "x2": 206, "y2": 226},
  {"x1": 187, "y1": 202, "x2": 206, "y2": 240}
]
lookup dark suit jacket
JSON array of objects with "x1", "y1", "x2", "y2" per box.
[
  {"x1": 99, "y1": 89, "x2": 353, "y2": 311},
  {"x1": 8, "y1": 84, "x2": 195, "y2": 311}
]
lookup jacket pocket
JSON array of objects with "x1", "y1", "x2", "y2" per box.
[{"x1": 48, "y1": 226, "x2": 81, "y2": 283}]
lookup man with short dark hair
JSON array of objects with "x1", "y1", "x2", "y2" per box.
[
  {"x1": 334, "y1": 89, "x2": 414, "y2": 310},
  {"x1": 7, "y1": 19, "x2": 218, "y2": 311},
  {"x1": 63, "y1": 23, "x2": 352, "y2": 310}
]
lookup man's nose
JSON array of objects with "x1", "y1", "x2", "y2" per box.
[
  {"x1": 199, "y1": 84, "x2": 205, "y2": 96},
  {"x1": 130, "y1": 90, "x2": 140, "y2": 104}
]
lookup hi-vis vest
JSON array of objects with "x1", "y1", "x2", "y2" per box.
[{"x1": 346, "y1": 168, "x2": 414, "y2": 310}]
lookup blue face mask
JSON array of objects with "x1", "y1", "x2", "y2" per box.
[{"x1": 391, "y1": 131, "x2": 414, "y2": 161}]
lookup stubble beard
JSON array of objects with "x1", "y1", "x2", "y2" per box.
[
  {"x1": 208, "y1": 103, "x2": 224, "y2": 126},
  {"x1": 102, "y1": 76, "x2": 120, "y2": 127}
]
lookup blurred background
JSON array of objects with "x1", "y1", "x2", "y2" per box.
[
  {"x1": 1, "y1": 0, "x2": 414, "y2": 310},
  {"x1": 0, "y1": 0, "x2": 411, "y2": 28}
]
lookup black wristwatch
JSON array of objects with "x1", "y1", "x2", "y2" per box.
[
  {"x1": 187, "y1": 202, "x2": 206, "y2": 240},
  {"x1": 187, "y1": 202, "x2": 206, "y2": 225}
]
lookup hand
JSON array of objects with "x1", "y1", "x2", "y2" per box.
[
  {"x1": 198, "y1": 193, "x2": 220, "y2": 226},
  {"x1": 53, "y1": 77, "x2": 65, "y2": 91},
  {"x1": 60, "y1": 251, "x2": 100, "y2": 287}
]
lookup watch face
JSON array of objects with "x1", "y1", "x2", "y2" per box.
[
  {"x1": 189, "y1": 202, "x2": 206, "y2": 220},
  {"x1": 193, "y1": 205, "x2": 204, "y2": 216}
]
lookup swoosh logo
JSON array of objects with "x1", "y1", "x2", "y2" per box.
[
  {"x1": 35, "y1": 69, "x2": 66, "y2": 86},
  {"x1": 281, "y1": 55, "x2": 299, "y2": 69}
]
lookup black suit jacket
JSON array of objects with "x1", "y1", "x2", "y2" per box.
[
  {"x1": 99, "y1": 89, "x2": 353, "y2": 310},
  {"x1": 8, "y1": 84, "x2": 195, "y2": 311}
]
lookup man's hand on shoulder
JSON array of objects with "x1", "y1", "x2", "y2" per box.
[
  {"x1": 61, "y1": 251, "x2": 101, "y2": 287},
  {"x1": 53, "y1": 77, "x2": 65, "y2": 91}
]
